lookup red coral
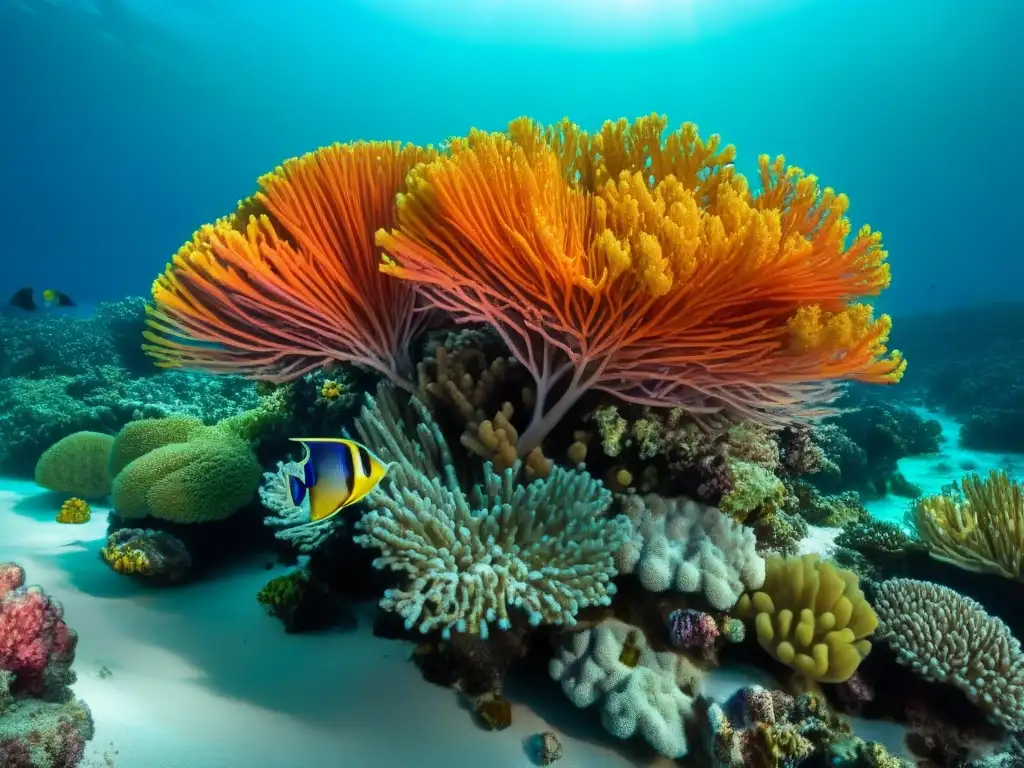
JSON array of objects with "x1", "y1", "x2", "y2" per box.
[{"x1": 0, "y1": 563, "x2": 77, "y2": 696}]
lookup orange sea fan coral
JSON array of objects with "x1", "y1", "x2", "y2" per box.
[
  {"x1": 144, "y1": 141, "x2": 437, "y2": 387},
  {"x1": 377, "y1": 117, "x2": 903, "y2": 456}
]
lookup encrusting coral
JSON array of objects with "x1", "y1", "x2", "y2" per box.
[
  {"x1": 615, "y1": 494, "x2": 765, "y2": 611},
  {"x1": 99, "y1": 528, "x2": 192, "y2": 583},
  {"x1": 377, "y1": 115, "x2": 904, "y2": 456},
  {"x1": 549, "y1": 618, "x2": 700, "y2": 758},
  {"x1": 873, "y1": 578, "x2": 1024, "y2": 731},
  {"x1": 352, "y1": 384, "x2": 630, "y2": 639},
  {"x1": 735, "y1": 554, "x2": 877, "y2": 683},
  {"x1": 912, "y1": 470, "x2": 1023, "y2": 582}
]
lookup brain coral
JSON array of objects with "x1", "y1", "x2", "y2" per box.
[
  {"x1": 873, "y1": 578, "x2": 1024, "y2": 730},
  {"x1": 111, "y1": 430, "x2": 261, "y2": 524},
  {"x1": 735, "y1": 554, "x2": 877, "y2": 683},
  {"x1": 34, "y1": 431, "x2": 115, "y2": 498},
  {"x1": 615, "y1": 495, "x2": 765, "y2": 610}
]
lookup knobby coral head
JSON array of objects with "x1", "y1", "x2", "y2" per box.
[
  {"x1": 376, "y1": 115, "x2": 905, "y2": 454},
  {"x1": 143, "y1": 141, "x2": 436, "y2": 389}
]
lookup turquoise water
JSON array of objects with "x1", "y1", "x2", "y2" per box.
[{"x1": 2, "y1": 0, "x2": 1020, "y2": 313}]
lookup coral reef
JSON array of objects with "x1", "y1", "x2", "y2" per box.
[
  {"x1": 99, "y1": 529, "x2": 192, "y2": 584},
  {"x1": 912, "y1": 470, "x2": 1023, "y2": 582},
  {"x1": 735, "y1": 554, "x2": 877, "y2": 683},
  {"x1": 812, "y1": 397, "x2": 939, "y2": 499},
  {"x1": 549, "y1": 618, "x2": 700, "y2": 758},
  {"x1": 353, "y1": 385, "x2": 629, "y2": 638},
  {"x1": 256, "y1": 569, "x2": 338, "y2": 633},
  {"x1": 873, "y1": 578, "x2": 1024, "y2": 730},
  {"x1": 615, "y1": 494, "x2": 765, "y2": 611},
  {"x1": 699, "y1": 685, "x2": 912, "y2": 768},
  {"x1": 0, "y1": 563, "x2": 93, "y2": 766}
]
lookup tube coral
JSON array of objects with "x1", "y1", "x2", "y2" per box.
[
  {"x1": 377, "y1": 116, "x2": 904, "y2": 455},
  {"x1": 144, "y1": 141, "x2": 436, "y2": 388}
]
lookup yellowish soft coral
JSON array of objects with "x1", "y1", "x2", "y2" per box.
[
  {"x1": 912, "y1": 470, "x2": 1024, "y2": 582},
  {"x1": 56, "y1": 497, "x2": 91, "y2": 524},
  {"x1": 101, "y1": 538, "x2": 152, "y2": 575},
  {"x1": 736, "y1": 554, "x2": 877, "y2": 683}
]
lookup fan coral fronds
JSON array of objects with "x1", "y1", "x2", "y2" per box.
[
  {"x1": 912, "y1": 470, "x2": 1024, "y2": 582},
  {"x1": 377, "y1": 116, "x2": 904, "y2": 455},
  {"x1": 144, "y1": 141, "x2": 436, "y2": 388}
]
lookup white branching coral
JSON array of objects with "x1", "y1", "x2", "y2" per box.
[
  {"x1": 353, "y1": 385, "x2": 631, "y2": 639},
  {"x1": 549, "y1": 618, "x2": 700, "y2": 758},
  {"x1": 615, "y1": 494, "x2": 765, "y2": 610},
  {"x1": 260, "y1": 460, "x2": 337, "y2": 552},
  {"x1": 874, "y1": 578, "x2": 1024, "y2": 730}
]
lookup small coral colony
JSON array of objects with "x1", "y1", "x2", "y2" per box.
[{"x1": 5, "y1": 114, "x2": 1024, "y2": 767}]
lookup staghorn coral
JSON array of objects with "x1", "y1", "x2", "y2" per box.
[
  {"x1": 55, "y1": 498, "x2": 91, "y2": 525},
  {"x1": 99, "y1": 529, "x2": 191, "y2": 583},
  {"x1": 378, "y1": 115, "x2": 904, "y2": 457},
  {"x1": 873, "y1": 578, "x2": 1024, "y2": 731},
  {"x1": 353, "y1": 384, "x2": 630, "y2": 638},
  {"x1": 144, "y1": 142, "x2": 437, "y2": 389},
  {"x1": 549, "y1": 618, "x2": 700, "y2": 758},
  {"x1": 615, "y1": 494, "x2": 765, "y2": 610},
  {"x1": 735, "y1": 554, "x2": 877, "y2": 683},
  {"x1": 912, "y1": 470, "x2": 1023, "y2": 582}
]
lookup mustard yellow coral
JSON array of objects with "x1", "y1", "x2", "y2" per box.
[
  {"x1": 913, "y1": 470, "x2": 1023, "y2": 582},
  {"x1": 56, "y1": 497, "x2": 91, "y2": 524},
  {"x1": 101, "y1": 540, "x2": 152, "y2": 576},
  {"x1": 736, "y1": 554, "x2": 877, "y2": 683}
]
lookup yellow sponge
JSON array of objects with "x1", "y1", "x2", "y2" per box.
[{"x1": 735, "y1": 554, "x2": 877, "y2": 683}]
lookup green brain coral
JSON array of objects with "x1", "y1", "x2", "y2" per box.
[
  {"x1": 109, "y1": 416, "x2": 205, "y2": 476},
  {"x1": 35, "y1": 430, "x2": 115, "y2": 498},
  {"x1": 111, "y1": 429, "x2": 261, "y2": 523}
]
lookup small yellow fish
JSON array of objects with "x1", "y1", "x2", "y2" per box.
[{"x1": 288, "y1": 438, "x2": 387, "y2": 522}]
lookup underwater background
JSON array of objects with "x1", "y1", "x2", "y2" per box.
[
  {"x1": 3, "y1": 0, "x2": 1022, "y2": 313},
  {"x1": 2, "y1": 1, "x2": 1024, "y2": 768}
]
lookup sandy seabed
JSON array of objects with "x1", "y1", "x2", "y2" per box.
[{"x1": 4, "y1": 408, "x2": 989, "y2": 768}]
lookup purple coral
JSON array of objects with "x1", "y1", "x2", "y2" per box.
[{"x1": 667, "y1": 608, "x2": 719, "y2": 649}]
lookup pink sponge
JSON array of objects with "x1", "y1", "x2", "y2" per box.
[{"x1": 0, "y1": 563, "x2": 77, "y2": 696}]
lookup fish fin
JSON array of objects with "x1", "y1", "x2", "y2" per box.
[
  {"x1": 55, "y1": 291, "x2": 76, "y2": 307},
  {"x1": 288, "y1": 474, "x2": 307, "y2": 507},
  {"x1": 303, "y1": 440, "x2": 355, "y2": 522},
  {"x1": 9, "y1": 287, "x2": 35, "y2": 311}
]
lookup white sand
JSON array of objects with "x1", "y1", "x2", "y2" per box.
[
  {"x1": 0, "y1": 477, "x2": 912, "y2": 768},
  {"x1": 863, "y1": 407, "x2": 1024, "y2": 526},
  {"x1": 0, "y1": 478, "x2": 649, "y2": 768}
]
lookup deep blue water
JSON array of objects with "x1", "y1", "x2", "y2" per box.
[{"x1": 1, "y1": 0, "x2": 1021, "y2": 316}]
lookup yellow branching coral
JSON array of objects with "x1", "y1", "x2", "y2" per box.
[
  {"x1": 736, "y1": 554, "x2": 877, "y2": 683},
  {"x1": 56, "y1": 497, "x2": 91, "y2": 524},
  {"x1": 913, "y1": 470, "x2": 1024, "y2": 582}
]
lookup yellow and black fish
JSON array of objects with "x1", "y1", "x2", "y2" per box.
[
  {"x1": 9, "y1": 287, "x2": 76, "y2": 311},
  {"x1": 288, "y1": 438, "x2": 388, "y2": 523}
]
